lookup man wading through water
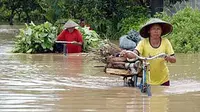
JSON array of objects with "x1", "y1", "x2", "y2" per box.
[{"x1": 120, "y1": 18, "x2": 176, "y2": 86}]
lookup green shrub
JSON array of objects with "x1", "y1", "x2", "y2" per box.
[
  {"x1": 118, "y1": 6, "x2": 149, "y2": 35},
  {"x1": 155, "y1": 7, "x2": 200, "y2": 53},
  {"x1": 78, "y1": 26, "x2": 102, "y2": 52},
  {"x1": 13, "y1": 21, "x2": 57, "y2": 53},
  {"x1": 13, "y1": 21, "x2": 102, "y2": 53}
]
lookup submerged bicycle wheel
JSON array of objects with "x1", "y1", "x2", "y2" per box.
[
  {"x1": 127, "y1": 79, "x2": 134, "y2": 87},
  {"x1": 133, "y1": 75, "x2": 138, "y2": 87},
  {"x1": 141, "y1": 83, "x2": 152, "y2": 96},
  {"x1": 141, "y1": 85, "x2": 147, "y2": 93},
  {"x1": 147, "y1": 84, "x2": 152, "y2": 96}
]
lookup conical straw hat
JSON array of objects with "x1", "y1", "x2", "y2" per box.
[
  {"x1": 139, "y1": 18, "x2": 173, "y2": 38},
  {"x1": 64, "y1": 19, "x2": 79, "y2": 29}
]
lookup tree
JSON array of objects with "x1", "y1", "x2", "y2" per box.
[{"x1": 2, "y1": 0, "x2": 40, "y2": 25}]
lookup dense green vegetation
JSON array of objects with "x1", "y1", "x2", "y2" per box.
[
  {"x1": 0, "y1": 0, "x2": 187, "y2": 38},
  {"x1": 2, "y1": 0, "x2": 199, "y2": 53},
  {"x1": 156, "y1": 7, "x2": 200, "y2": 53},
  {"x1": 13, "y1": 22, "x2": 103, "y2": 53},
  {"x1": 78, "y1": 26, "x2": 102, "y2": 52},
  {"x1": 13, "y1": 22, "x2": 57, "y2": 53}
]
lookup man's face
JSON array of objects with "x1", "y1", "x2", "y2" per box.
[
  {"x1": 149, "y1": 24, "x2": 162, "y2": 38},
  {"x1": 67, "y1": 27, "x2": 75, "y2": 33},
  {"x1": 80, "y1": 21, "x2": 85, "y2": 27}
]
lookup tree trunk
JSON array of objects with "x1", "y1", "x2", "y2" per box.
[
  {"x1": 9, "y1": 10, "x2": 15, "y2": 25},
  {"x1": 150, "y1": 0, "x2": 163, "y2": 16},
  {"x1": 25, "y1": 12, "x2": 31, "y2": 23},
  {"x1": 17, "y1": 11, "x2": 22, "y2": 22}
]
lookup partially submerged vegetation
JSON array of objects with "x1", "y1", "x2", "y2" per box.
[
  {"x1": 13, "y1": 22, "x2": 57, "y2": 53},
  {"x1": 13, "y1": 21, "x2": 104, "y2": 53}
]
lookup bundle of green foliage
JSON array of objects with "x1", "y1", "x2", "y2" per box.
[
  {"x1": 13, "y1": 22, "x2": 57, "y2": 53},
  {"x1": 155, "y1": 6, "x2": 200, "y2": 53},
  {"x1": 78, "y1": 26, "x2": 102, "y2": 52},
  {"x1": 13, "y1": 21, "x2": 104, "y2": 53}
]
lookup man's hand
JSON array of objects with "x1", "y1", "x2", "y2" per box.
[
  {"x1": 164, "y1": 55, "x2": 176, "y2": 63},
  {"x1": 120, "y1": 50, "x2": 137, "y2": 60},
  {"x1": 71, "y1": 41, "x2": 77, "y2": 44},
  {"x1": 120, "y1": 50, "x2": 128, "y2": 58},
  {"x1": 71, "y1": 41, "x2": 82, "y2": 46}
]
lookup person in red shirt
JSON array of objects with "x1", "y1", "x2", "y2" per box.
[{"x1": 57, "y1": 20, "x2": 83, "y2": 53}]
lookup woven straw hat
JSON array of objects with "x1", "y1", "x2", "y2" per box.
[
  {"x1": 64, "y1": 19, "x2": 79, "y2": 29},
  {"x1": 139, "y1": 18, "x2": 173, "y2": 38}
]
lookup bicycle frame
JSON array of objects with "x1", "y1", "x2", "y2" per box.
[
  {"x1": 125, "y1": 51, "x2": 167, "y2": 96},
  {"x1": 140, "y1": 59, "x2": 151, "y2": 96},
  {"x1": 55, "y1": 41, "x2": 75, "y2": 56}
]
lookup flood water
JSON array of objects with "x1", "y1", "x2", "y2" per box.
[{"x1": 0, "y1": 25, "x2": 200, "y2": 112}]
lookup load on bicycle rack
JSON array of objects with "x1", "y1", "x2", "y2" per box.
[{"x1": 105, "y1": 51, "x2": 167, "y2": 96}]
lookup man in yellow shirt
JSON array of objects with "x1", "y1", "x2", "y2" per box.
[{"x1": 120, "y1": 18, "x2": 176, "y2": 86}]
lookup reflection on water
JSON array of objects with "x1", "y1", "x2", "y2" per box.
[{"x1": 0, "y1": 26, "x2": 200, "y2": 112}]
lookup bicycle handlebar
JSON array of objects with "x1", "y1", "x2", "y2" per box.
[
  {"x1": 55, "y1": 41, "x2": 75, "y2": 44},
  {"x1": 125, "y1": 51, "x2": 167, "y2": 60}
]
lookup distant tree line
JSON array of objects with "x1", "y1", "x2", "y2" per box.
[{"x1": 0, "y1": 0, "x2": 188, "y2": 39}]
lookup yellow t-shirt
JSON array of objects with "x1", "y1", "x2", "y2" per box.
[{"x1": 135, "y1": 38, "x2": 174, "y2": 85}]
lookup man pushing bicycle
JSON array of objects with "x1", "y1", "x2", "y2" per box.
[{"x1": 120, "y1": 18, "x2": 176, "y2": 86}]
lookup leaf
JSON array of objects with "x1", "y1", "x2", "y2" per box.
[
  {"x1": 39, "y1": 33, "x2": 48, "y2": 38},
  {"x1": 41, "y1": 43, "x2": 46, "y2": 49},
  {"x1": 26, "y1": 48, "x2": 33, "y2": 53},
  {"x1": 25, "y1": 28, "x2": 32, "y2": 36}
]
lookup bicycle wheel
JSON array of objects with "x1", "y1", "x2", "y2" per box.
[
  {"x1": 128, "y1": 79, "x2": 134, "y2": 87},
  {"x1": 141, "y1": 84, "x2": 147, "y2": 93},
  {"x1": 133, "y1": 75, "x2": 138, "y2": 87},
  {"x1": 147, "y1": 84, "x2": 152, "y2": 96}
]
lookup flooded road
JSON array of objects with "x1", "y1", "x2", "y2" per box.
[{"x1": 0, "y1": 26, "x2": 200, "y2": 112}]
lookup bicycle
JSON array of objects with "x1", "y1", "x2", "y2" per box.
[
  {"x1": 55, "y1": 41, "x2": 76, "y2": 56},
  {"x1": 124, "y1": 51, "x2": 167, "y2": 96}
]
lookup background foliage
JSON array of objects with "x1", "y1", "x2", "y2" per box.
[
  {"x1": 1, "y1": 0, "x2": 199, "y2": 53},
  {"x1": 0, "y1": 0, "x2": 187, "y2": 38},
  {"x1": 155, "y1": 7, "x2": 200, "y2": 53}
]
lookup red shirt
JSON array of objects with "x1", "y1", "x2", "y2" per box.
[{"x1": 57, "y1": 29, "x2": 83, "y2": 53}]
